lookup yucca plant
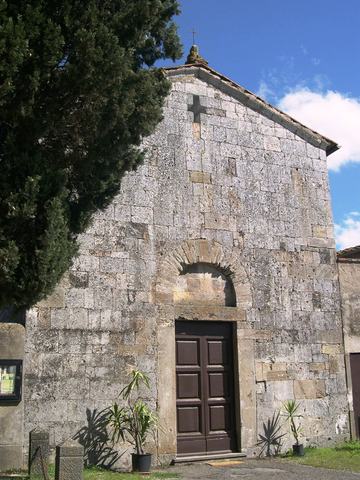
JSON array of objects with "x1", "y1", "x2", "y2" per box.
[
  {"x1": 257, "y1": 411, "x2": 285, "y2": 456},
  {"x1": 107, "y1": 370, "x2": 158, "y2": 455},
  {"x1": 282, "y1": 400, "x2": 303, "y2": 446}
]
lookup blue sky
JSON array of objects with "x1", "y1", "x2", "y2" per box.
[{"x1": 164, "y1": 0, "x2": 360, "y2": 249}]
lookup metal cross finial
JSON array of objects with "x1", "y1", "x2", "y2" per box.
[{"x1": 192, "y1": 28, "x2": 196, "y2": 45}]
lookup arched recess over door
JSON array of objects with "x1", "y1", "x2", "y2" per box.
[
  {"x1": 175, "y1": 262, "x2": 236, "y2": 307},
  {"x1": 153, "y1": 239, "x2": 256, "y2": 461},
  {"x1": 153, "y1": 239, "x2": 251, "y2": 310}
]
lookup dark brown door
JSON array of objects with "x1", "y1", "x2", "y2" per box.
[
  {"x1": 350, "y1": 353, "x2": 360, "y2": 437},
  {"x1": 175, "y1": 320, "x2": 237, "y2": 456}
]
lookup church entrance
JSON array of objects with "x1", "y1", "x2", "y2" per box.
[
  {"x1": 175, "y1": 320, "x2": 237, "y2": 456},
  {"x1": 350, "y1": 353, "x2": 360, "y2": 437}
]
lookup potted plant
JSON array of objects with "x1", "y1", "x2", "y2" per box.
[
  {"x1": 282, "y1": 400, "x2": 304, "y2": 456},
  {"x1": 107, "y1": 370, "x2": 158, "y2": 472}
]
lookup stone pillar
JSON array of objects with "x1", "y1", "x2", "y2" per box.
[
  {"x1": 0, "y1": 323, "x2": 25, "y2": 472},
  {"x1": 55, "y1": 441, "x2": 84, "y2": 480},
  {"x1": 28, "y1": 429, "x2": 49, "y2": 478}
]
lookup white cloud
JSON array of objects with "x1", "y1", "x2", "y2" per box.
[
  {"x1": 278, "y1": 89, "x2": 360, "y2": 170},
  {"x1": 256, "y1": 81, "x2": 276, "y2": 102},
  {"x1": 335, "y1": 212, "x2": 360, "y2": 250}
]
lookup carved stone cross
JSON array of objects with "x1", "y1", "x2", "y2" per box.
[{"x1": 188, "y1": 95, "x2": 207, "y2": 123}]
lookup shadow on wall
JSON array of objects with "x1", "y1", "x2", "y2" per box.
[
  {"x1": 178, "y1": 263, "x2": 236, "y2": 307},
  {"x1": 74, "y1": 408, "x2": 121, "y2": 468}
]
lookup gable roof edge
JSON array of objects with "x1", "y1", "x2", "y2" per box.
[
  {"x1": 165, "y1": 64, "x2": 338, "y2": 156},
  {"x1": 337, "y1": 245, "x2": 360, "y2": 260}
]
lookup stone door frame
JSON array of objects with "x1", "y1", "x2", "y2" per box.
[{"x1": 153, "y1": 239, "x2": 257, "y2": 461}]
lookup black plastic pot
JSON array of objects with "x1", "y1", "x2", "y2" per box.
[
  {"x1": 132, "y1": 453, "x2": 152, "y2": 472},
  {"x1": 293, "y1": 444, "x2": 305, "y2": 456}
]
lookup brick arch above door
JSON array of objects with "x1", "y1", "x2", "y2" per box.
[{"x1": 153, "y1": 238, "x2": 252, "y2": 312}]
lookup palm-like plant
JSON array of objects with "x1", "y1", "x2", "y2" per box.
[
  {"x1": 282, "y1": 400, "x2": 303, "y2": 446},
  {"x1": 107, "y1": 370, "x2": 158, "y2": 455},
  {"x1": 257, "y1": 411, "x2": 285, "y2": 456}
]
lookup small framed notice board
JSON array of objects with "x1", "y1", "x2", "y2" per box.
[{"x1": 0, "y1": 360, "x2": 22, "y2": 402}]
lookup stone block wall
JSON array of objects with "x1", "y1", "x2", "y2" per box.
[
  {"x1": 24, "y1": 68, "x2": 348, "y2": 466},
  {"x1": 339, "y1": 259, "x2": 360, "y2": 340},
  {"x1": 0, "y1": 323, "x2": 25, "y2": 471},
  {"x1": 338, "y1": 256, "x2": 360, "y2": 437}
]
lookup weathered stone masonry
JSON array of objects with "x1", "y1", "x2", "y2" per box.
[
  {"x1": 20, "y1": 60, "x2": 349, "y2": 467},
  {"x1": 338, "y1": 246, "x2": 360, "y2": 438}
]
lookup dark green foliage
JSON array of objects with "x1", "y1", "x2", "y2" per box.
[{"x1": 0, "y1": 0, "x2": 182, "y2": 309}]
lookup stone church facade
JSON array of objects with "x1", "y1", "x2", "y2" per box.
[
  {"x1": 337, "y1": 246, "x2": 360, "y2": 438},
  {"x1": 0, "y1": 50, "x2": 351, "y2": 469}
]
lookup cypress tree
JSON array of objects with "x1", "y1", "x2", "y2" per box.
[{"x1": 0, "y1": 0, "x2": 182, "y2": 309}]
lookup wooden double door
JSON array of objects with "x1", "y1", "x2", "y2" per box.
[
  {"x1": 175, "y1": 321, "x2": 237, "y2": 456},
  {"x1": 350, "y1": 353, "x2": 360, "y2": 437}
]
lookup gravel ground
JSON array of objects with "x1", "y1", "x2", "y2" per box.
[{"x1": 164, "y1": 458, "x2": 360, "y2": 480}]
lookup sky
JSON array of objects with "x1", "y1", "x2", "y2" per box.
[{"x1": 163, "y1": 0, "x2": 360, "y2": 250}]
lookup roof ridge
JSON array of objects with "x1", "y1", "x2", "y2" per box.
[
  {"x1": 164, "y1": 63, "x2": 338, "y2": 155},
  {"x1": 337, "y1": 245, "x2": 360, "y2": 257}
]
